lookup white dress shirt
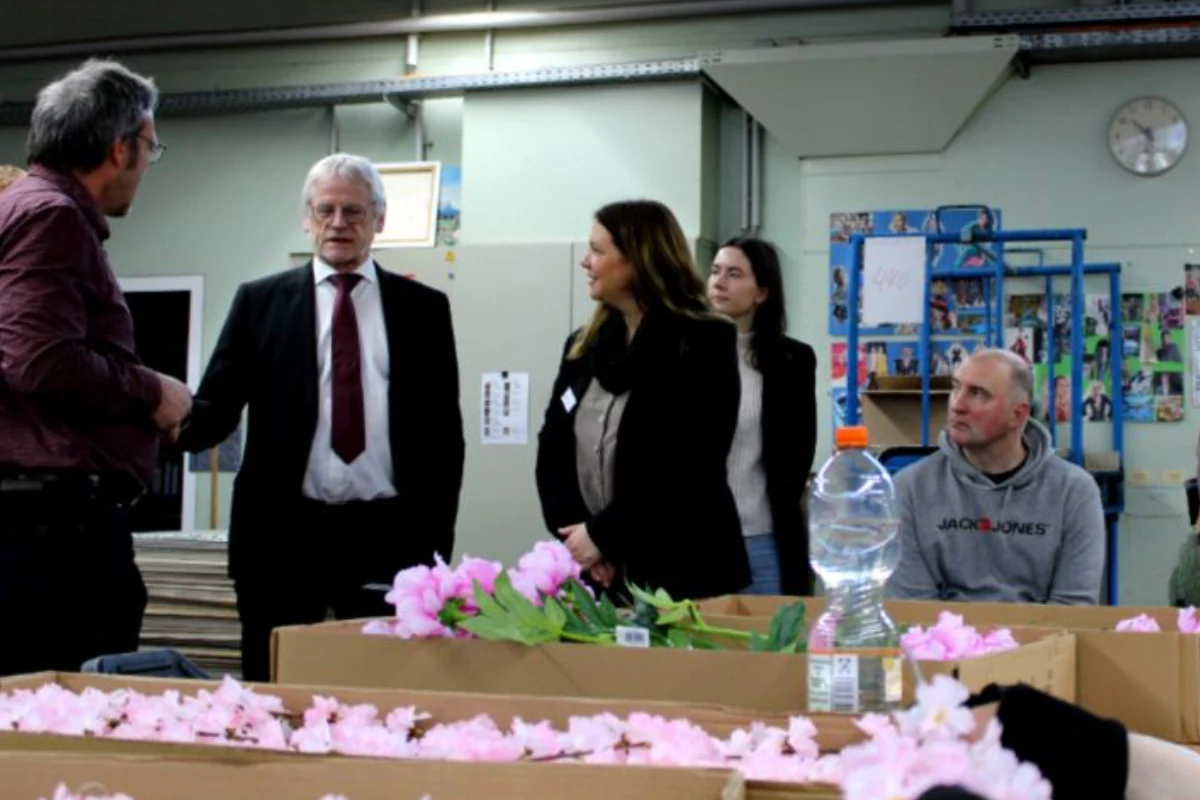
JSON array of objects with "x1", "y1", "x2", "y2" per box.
[{"x1": 302, "y1": 257, "x2": 397, "y2": 503}]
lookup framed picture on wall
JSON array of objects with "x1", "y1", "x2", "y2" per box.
[{"x1": 375, "y1": 161, "x2": 442, "y2": 248}]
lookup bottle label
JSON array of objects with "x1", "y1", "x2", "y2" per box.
[
  {"x1": 809, "y1": 649, "x2": 904, "y2": 713},
  {"x1": 808, "y1": 653, "x2": 861, "y2": 713},
  {"x1": 882, "y1": 656, "x2": 903, "y2": 704}
]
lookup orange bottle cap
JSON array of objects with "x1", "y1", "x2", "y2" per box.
[{"x1": 835, "y1": 426, "x2": 869, "y2": 448}]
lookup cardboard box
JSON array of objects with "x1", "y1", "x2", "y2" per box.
[
  {"x1": 860, "y1": 389, "x2": 949, "y2": 449},
  {"x1": 271, "y1": 618, "x2": 1075, "y2": 711},
  {"x1": 0, "y1": 751, "x2": 753, "y2": 800},
  {"x1": 0, "y1": 674, "x2": 844, "y2": 800},
  {"x1": 695, "y1": 594, "x2": 1178, "y2": 631},
  {"x1": 699, "y1": 595, "x2": 1200, "y2": 742},
  {"x1": 0, "y1": 672, "x2": 866, "y2": 755}
]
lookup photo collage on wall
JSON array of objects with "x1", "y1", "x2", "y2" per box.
[
  {"x1": 1002, "y1": 287, "x2": 1185, "y2": 424},
  {"x1": 828, "y1": 207, "x2": 1000, "y2": 434}
]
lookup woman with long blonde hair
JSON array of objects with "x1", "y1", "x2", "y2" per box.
[{"x1": 535, "y1": 199, "x2": 749, "y2": 601}]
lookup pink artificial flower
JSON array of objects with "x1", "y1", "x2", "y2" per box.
[
  {"x1": 1179, "y1": 607, "x2": 1200, "y2": 634},
  {"x1": 509, "y1": 541, "x2": 581, "y2": 604},
  {"x1": 454, "y1": 556, "x2": 504, "y2": 608},
  {"x1": 1115, "y1": 613, "x2": 1161, "y2": 633},
  {"x1": 383, "y1": 563, "x2": 456, "y2": 639},
  {"x1": 901, "y1": 612, "x2": 1020, "y2": 661},
  {"x1": 896, "y1": 674, "x2": 976, "y2": 742},
  {"x1": 46, "y1": 786, "x2": 135, "y2": 800},
  {"x1": 510, "y1": 717, "x2": 568, "y2": 759},
  {"x1": 384, "y1": 705, "x2": 431, "y2": 736}
]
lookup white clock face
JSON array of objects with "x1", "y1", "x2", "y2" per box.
[{"x1": 1109, "y1": 97, "x2": 1189, "y2": 176}]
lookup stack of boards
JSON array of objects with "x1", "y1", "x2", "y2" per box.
[{"x1": 133, "y1": 530, "x2": 241, "y2": 678}]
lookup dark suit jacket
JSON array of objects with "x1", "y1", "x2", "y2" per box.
[
  {"x1": 535, "y1": 312, "x2": 750, "y2": 601},
  {"x1": 178, "y1": 262, "x2": 464, "y2": 580},
  {"x1": 759, "y1": 337, "x2": 818, "y2": 595}
]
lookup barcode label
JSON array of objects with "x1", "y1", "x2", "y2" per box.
[
  {"x1": 831, "y1": 654, "x2": 860, "y2": 713},
  {"x1": 615, "y1": 625, "x2": 650, "y2": 648},
  {"x1": 809, "y1": 653, "x2": 863, "y2": 713},
  {"x1": 807, "y1": 655, "x2": 833, "y2": 712}
]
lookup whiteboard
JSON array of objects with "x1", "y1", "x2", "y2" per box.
[{"x1": 375, "y1": 161, "x2": 441, "y2": 249}]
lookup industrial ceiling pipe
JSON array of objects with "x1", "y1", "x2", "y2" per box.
[{"x1": 0, "y1": 0, "x2": 932, "y2": 63}]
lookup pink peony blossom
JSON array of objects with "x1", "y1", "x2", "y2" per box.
[
  {"x1": 1115, "y1": 613, "x2": 1161, "y2": 633},
  {"x1": 454, "y1": 556, "x2": 505, "y2": 610},
  {"x1": 508, "y1": 541, "x2": 581, "y2": 605},
  {"x1": 1180, "y1": 607, "x2": 1200, "y2": 634}
]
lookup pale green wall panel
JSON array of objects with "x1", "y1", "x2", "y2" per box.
[{"x1": 460, "y1": 82, "x2": 705, "y2": 243}]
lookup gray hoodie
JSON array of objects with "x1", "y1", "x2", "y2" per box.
[{"x1": 889, "y1": 419, "x2": 1105, "y2": 605}]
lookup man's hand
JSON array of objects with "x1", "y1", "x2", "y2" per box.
[
  {"x1": 557, "y1": 523, "x2": 601, "y2": 569},
  {"x1": 152, "y1": 372, "x2": 192, "y2": 431}
]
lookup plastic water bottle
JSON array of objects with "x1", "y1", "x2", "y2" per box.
[{"x1": 806, "y1": 425, "x2": 902, "y2": 715}]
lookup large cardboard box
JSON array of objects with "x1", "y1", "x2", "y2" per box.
[
  {"x1": 0, "y1": 672, "x2": 865, "y2": 754},
  {"x1": 271, "y1": 618, "x2": 1075, "y2": 711},
  {"x1": 0, "y1": 673, "x2": 844, "y2": 800},
  {"x1": 0, "y1": 751, "x2": 751, "y2": 800},
  {"x1": 696, "y1": 594, "x2": 1174, "y2": 630},
  {"x1": 860, "y1": 388, "x2": 950, "y2": 449},
  {"x1": 699, "y1": 595, "x2": 1200, "y2": 742}
]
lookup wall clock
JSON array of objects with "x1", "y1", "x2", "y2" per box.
[{"x1": 1109, "y1": 96, "x2": 1189, "y2": 176}]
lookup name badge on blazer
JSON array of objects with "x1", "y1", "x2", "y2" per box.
[{"x1": 561, "y1": 387, "x2": 578, "y2": 413}]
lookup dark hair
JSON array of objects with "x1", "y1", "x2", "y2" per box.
[
  {"x1": 27, "y1": 59, "x2": 158, "y2": 173},
  {"x1": 720, "y1": 236, "x2": 787, "y2": 367},
  {"x1": 570, "y1": 199, "x2": 720, "y2": 359}
]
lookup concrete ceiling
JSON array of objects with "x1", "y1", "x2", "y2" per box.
[{"x1": 0, "y1": 0, "x2": 715, "y2": 51}]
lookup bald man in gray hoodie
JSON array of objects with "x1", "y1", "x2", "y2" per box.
[{"x1": 890, "y1": 348, "x2": 1105, "y2": 605}]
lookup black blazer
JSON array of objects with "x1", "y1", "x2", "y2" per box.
[
  {"x1": 758, "y1": 337, "x2": 818, "y2": 595},
  {"x1": 535, "y1": 312, "x2": 750, "y2": 601},
  {"x1": 178, "y1": 263, "x2": 465, "y2": 580}
]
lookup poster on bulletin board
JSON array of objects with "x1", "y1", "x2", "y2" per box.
[
  {"x1": 828, "y1": 207, "x2": 1002, "y2": 336},
  {"x1": 1002, "y1": 288, "x2": 1184, "y2": 423}
]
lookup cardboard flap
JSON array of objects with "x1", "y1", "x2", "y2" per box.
[
  {"x1": 1077, "y1": 631, "x2": 1183, "y2": 741},
  {"x1": 0, "y1": 751, "x2": 749, "y2": 800}
]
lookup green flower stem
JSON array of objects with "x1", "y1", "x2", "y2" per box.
[
  {"x1": 677, "y1": 623, "x2": 753, "y2": 641},
  {"x1": 561, "y1": 630, "x2": 615, "y2": 646}
]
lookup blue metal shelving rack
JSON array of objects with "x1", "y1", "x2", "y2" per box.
[{"x1": 842, "y1": 214, "x2": 1127, "y2": 604}]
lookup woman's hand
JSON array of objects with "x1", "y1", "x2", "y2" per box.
[
  {"x1": 589, "y1": 560, "x2": 616, "y2": 588},
  {"x1": 557, "y1": 523, "x2": 601, "y2": 569}
]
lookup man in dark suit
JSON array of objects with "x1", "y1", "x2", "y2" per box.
[{"x1": 178, "y1": 154, "x2": 464, "y2": 681}]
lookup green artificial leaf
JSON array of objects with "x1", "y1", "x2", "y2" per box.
[
  {"x1": 597, "y1": 594, "x2": 622, "y2": 628},
  {"x1": 766, "y1": 601, "x2": 808, "y2": 652},
  {"x1": 492, "y1": 572, "x2": 549, "y2": 630},
  {"x1": 626, "y1": 583, "x2": 660, "y2": 609},
  {"x1": 542, "y1": 595, "x2": 569, "y2": 632},
  {"x1": 630, "y1": 597, "x2": 659, "y2": 631},
  {"x1": 653, "y1": 587, "x2": 676, "y2": 607},
  {"x1": 656, "y1": 604, "x2": 692, "y2": 627},
  {"x1": 748, "y1": 631, "x2": 770, "y2": 653},
  {"x1": 666, "y1": 628, "x2": 694, "y2": 649},
  {"x1": 459, "y1": 615, "x2": 524, "y2": 643},
  {"x1": 562, "y1": 614, "x2": 597, "y2": 637},
  {"x1": 567, "y1": 579, "x2": 606, "y2": 630},
  {"x1": 473, "y1": 579, "x2": 509, "y2": 622},
  {"x1": 687, "y1": 636, "x2": 719, "y2": 651}
]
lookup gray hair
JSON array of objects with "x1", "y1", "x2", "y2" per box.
[
  {"x1": 27, "y1": 59, "x2": 158, "y2": 173},
  {"x1": 969, "y1": 347, "x2": 1034, "y2": 404},
  {"x1": 301, "y1": 153, "x2": 387, "y2": 214}
]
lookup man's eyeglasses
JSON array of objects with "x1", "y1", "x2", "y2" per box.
[
  {"x1": 136, "y1": 134, "x2": 166, "y2": 164},
  {"x1": 310, "y1": 204, "x2": 371, "y2": 224}
]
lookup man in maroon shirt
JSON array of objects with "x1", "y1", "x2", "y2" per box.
[{"x1": 0, "y1": 59, "x2": 192, "y2": 676}]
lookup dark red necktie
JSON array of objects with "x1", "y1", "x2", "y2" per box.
[{"x1": 330, "y1": 273, "x2": 365, "y2": 464}]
